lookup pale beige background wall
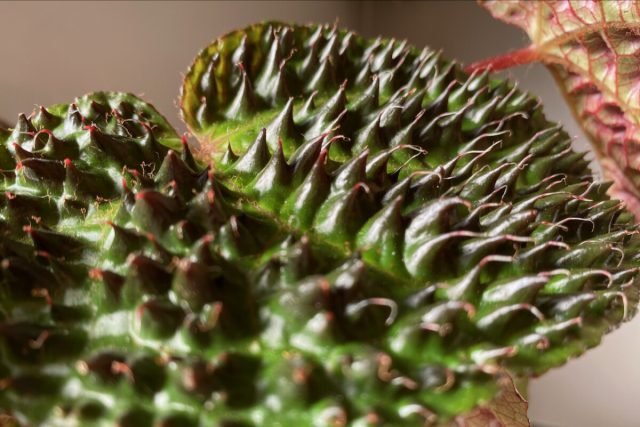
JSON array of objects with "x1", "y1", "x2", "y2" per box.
[
  {"x1": 0, "y1": 2, "x2": 636, "y2": 426},
  {"x1": 0, "y1": 1, "x2": 361, "y2": 131}
]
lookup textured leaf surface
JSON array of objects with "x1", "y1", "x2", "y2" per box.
[
  {"x1": 177, "y1": 22, "x2": 640, "y2": 424},
  {"x1": 0, "y1": 92, "x2": 184, "y2": 425},
  {"x1": 0, "y1": 22, "x2": 639, "y2": 426},
  {"x1": 479, "y1": 0, "x2": 640, "y2": 219}
]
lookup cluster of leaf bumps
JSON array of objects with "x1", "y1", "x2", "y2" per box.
[{"x1": 0, "y1": 22, "x2": 639, "y2": 426}]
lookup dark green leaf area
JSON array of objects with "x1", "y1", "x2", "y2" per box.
[{"x1": 0, "y1": 22, "x2": 639, "y2": 427}]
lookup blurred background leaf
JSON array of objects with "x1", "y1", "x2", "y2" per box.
[{"x1": 479, "y1": 0, "x2": 640, "y2": 219}]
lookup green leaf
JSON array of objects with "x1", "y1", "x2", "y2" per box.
[
  {"x1": 178, "y1": 21, "x2": 640, "y2": 423},
  {"x1": 0, "y1": 92, "x2": 182, "y2": 425},
  {"x1": 1, "y1": 21, "x2": 639, "y2": 426}
]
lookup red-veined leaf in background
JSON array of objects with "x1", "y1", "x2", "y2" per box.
[
  {"x1": 475, "y1": 0, "x2": 640, "y2": 218},
  {"x1": 449, "y1": 375, "x2": 530, "y2": 427}
]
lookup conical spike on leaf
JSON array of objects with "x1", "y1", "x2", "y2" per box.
[
  {"x1": 283, "y1": 149, "x2": 331, "y2": 229},
  {"x1": 232, "y1": 128, "x2": 270, "y2": 176},
  {"x1": 265, "y1": 98, "x2": 300, "y2": 152},
  {"x1": 226, "y1": 64, "x2": 257, "y2": 120},
  {"x1": 249, "y1": 140, "x2": 291, "y2": 208},
  {"x1": 356, "y1": 196, "x2": 406, "y2": 275}
]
